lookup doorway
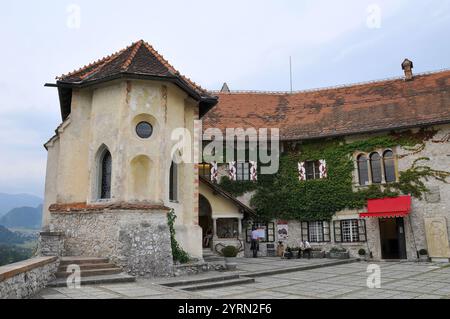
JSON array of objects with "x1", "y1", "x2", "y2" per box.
[
  {"x1": 199, "y1": 195, "x2": 213, "y2": 249},
  {"x1": 379, "y1": 218, "x2": 407, "y2": 260}
]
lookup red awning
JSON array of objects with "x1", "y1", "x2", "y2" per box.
[{"x1": 360, "y1": 196, "x2": 411, "y2": 218}]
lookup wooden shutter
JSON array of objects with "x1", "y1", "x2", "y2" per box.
[
  {"x1": 301, "y1": 222, "x2": 309, "y2": 241},
  {"x1": 323, "y1": 221, "x2": 331, "y2": 242},
  {"x1": 334, "y1": 221, "x2": 342, "y2": 243},
  {"x1": 298, "y1": 162, "x2": 306, "y2": 181},
  {"x1": 358, "y1": 219, "x2": 367, "y2": 242},
  {"x1": 319, "y1": 160, "x2": 328, "y2": 179}
]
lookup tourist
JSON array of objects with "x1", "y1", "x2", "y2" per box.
[
  {"x1": 304, "y1": 240, "x2": 312, "y2": 259},
  {"x1": 203, "y1": 228, "x2": 213, "y2": 248},
  {"x1": 298, "y1": 241, "x2": 305, "y2": 259},
  {"x1": 251, "y1": 227, "x2": 260, "y2": 258}
]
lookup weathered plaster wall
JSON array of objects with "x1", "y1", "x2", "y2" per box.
[{"x1": 43, "y1": 79, "x2": 202, "y2": 258}]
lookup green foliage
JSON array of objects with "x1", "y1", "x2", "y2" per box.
[
  {"x1": 358, "y1": 249, "x2": 367, "y2": 256},
  {"x1": 221, "y1": 245, "x2": 239, "y2": 258},
  {"x1": 419, "y1": 249, "x2": 428, "y2": 256},
  {"x1": 167, "y1": 210, "x2": 190, "y2": 264},
  {"x1": 219, "y1": 176, "x2": 258, "y2": 197},
  {"x1": 0, "y1": 244, "x2": 33, "y2": 266},
  {"x1": 220, "y1": 130, "x2": 448, "y2": 221}
]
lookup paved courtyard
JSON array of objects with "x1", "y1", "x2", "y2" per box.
[{"x1": 36, "y1": 259, "x2": 450, "y2": 299}]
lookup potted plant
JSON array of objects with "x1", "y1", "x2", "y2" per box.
[
  {"x1": 222, "y1": 246, "x2": 239, "y2": 270},
  {"x1": 328, "y1": 247, "x2": 350, "y2": 259},
  {"x1": 419, "y1": 249, "x2": 429, "y2": 262},
  {"x1": 358, "y1": 249, "x2": 366, "y2": 258}
]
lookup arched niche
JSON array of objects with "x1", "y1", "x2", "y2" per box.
[{"x1": 130, "y1": 155, "x2": 152, "y2": 201}]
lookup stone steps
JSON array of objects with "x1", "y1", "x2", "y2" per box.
[
  {"x1": 161, "y1": 273, "x2": 254, "y2": 291},
  {"x1": 48, "y1": 273, "x2": 136, "y2": 287},
  {"x1": 48, "y1": 256, "x2": 135, "y2": 287},
  {"x1": 181, "y1": 277, "x2": 255, "y2": 291},
  {"x1": 59, "y1": 257, "x2": 110, "y2": 266},
  {"x1": 55, "y1": 267, "x2": 123, "y2": 279}
]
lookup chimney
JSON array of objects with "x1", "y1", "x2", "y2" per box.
[
  {"x1": 220, "y1": 82, "x2": 230, "y2": 93},
  {"x1": 402, "y1": 58, "x2": 414, "y2": 81}
]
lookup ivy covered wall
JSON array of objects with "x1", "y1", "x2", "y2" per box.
[{"x1": 218, "y1": 129, "x2": 449, "y2": 222}]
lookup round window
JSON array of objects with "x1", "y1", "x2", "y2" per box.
[{"x1": 136, "y1": 122, "x2": 153, "y2": 139}]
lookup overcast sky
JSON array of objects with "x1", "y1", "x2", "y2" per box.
[{"x1": 0, "y1": 0, "x2": 449, "y2": 197}]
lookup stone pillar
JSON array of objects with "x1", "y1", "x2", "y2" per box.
[
  {"x1": 37, "y1": 232, "x2": 65, "y2": 257},
  {"x1": 238, "y1": 219, "x2": 243, "y2": 238},
  {"x1": 212, "y1": 218, "x2": 218, "y2": 239}
]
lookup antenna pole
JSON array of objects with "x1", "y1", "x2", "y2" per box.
[{"x1": 289, "y1": 56, "x2": 293, "y2": 93}]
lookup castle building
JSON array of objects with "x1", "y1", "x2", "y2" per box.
[{"x1": 42, "y1": 41, "x2": 450, "y2": 277}]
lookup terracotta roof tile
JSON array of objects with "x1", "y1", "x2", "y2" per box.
[
  {"x1": 57, "y1": 40, "x2": 209, "y2": 97},
  {"x1": 204, "y1": 70, "x2": 450, "y2": 140}
]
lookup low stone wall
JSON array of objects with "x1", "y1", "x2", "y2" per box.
[
  {"x1": 37, "y1": 232, "x2": 65, "y2": 257},
  {"x1": 49, "y1": 208, "x2": 174, "y2": 278},
  {"x1": 0, "y1": 257, "x2": 58, "y2": 299}
]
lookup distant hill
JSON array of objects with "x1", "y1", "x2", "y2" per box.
[
  {"x1": 0, "y1": 193, "x2": 43, "y2": 217},
  {"x1": 0, "y1": 225, "x2": 26, "y2": 245},
  {"x1": 0, "y1": 205, "x2": 43, "y2": 230}
]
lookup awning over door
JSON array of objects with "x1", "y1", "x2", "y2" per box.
[{"x1": 360, "y1": 196, "x2": 412, "y2": 218}]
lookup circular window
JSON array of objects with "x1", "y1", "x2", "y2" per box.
[{"x1": 136, "y1": 122, "x2": 153, "y2": 139}]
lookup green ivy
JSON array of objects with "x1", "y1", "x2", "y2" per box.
[
  {"x1": 167, "y1": 209, "x2": 190, "y2": 264},
  {"x1": 219, "y1": 129, "x2": 449, "y2": 221}
]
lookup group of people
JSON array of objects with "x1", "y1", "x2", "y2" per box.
[{"x1": 251, "y1": 227, "x2": 313, "y2": 259}]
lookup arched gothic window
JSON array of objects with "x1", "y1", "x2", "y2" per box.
[
  {"x1": 383, "y1": 150, "x2": 396, "y2": 183},
  {"x1": 100, "y1": 150, "x2": 112, "y2": 199},
  {"x1": 169, "y1": 161, "x2": 178, "y2": 202},
  {"x1": 357, "y1": 155, "x2": 369, "y2": 186},
  {"x1": 370, "y1": 152, "x2": 382, "y2": 184}
]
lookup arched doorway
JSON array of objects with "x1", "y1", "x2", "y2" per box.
[{"x1": 199, "y1": 194, "x2": 213, "y2": 249}]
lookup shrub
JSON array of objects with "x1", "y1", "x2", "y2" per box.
[
  {"x1": 419, "y1": 249, "x2": 428, "y2": 256},
  {"x1": 222, "y1": 246, "x2": 239, "y2": 258},
  {"x1": 358, "y1": 249, "x2": 366, "y2": 256}
]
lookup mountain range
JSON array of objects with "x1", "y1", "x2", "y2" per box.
[
  {"x1": 0, "y1": 193, "x2": 43, "y2": 217},
  {"x1": 0, "y1": 205, "x2": 43, "y2": 230}
]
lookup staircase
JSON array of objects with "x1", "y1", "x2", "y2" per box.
[
  {"x1": 161, "y1": 274, "x2": 255, "y2": 291},
  {"x1": 48, "y1": 257, "x2": 135, "y2": 287},
  {"x1": 203, "y1": 249, "x2": 225, "y2": 264}
]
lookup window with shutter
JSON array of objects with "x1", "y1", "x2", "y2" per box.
[
  {"x1": 301, "y1": 222, "x2": 309, "y2": 242},
  {"x1": 334, "y1": 221, "x2": 342, "y2": 243},
  {"x1": 358, "y1": 219, "x2": 367, "y2": 242}
]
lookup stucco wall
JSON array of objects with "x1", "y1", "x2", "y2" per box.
[{"x1": 43, "y1": 79, "x2": 202, "y2": 258}]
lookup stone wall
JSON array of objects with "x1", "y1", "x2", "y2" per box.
[
  {"x1": 49, "y1": 209, "x2": 174, "y2": 277},
  {"x1": 0, "y1": 257, "x2": 58, "y2": 299},
  {"x1": 37, "y1": 232, "x2": 65, "y2": 257}
]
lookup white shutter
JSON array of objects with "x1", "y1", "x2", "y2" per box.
[
  {"x1": 228, "y1": 161, "x2": 237, "y2": 181},
  {"x1": 210, "y1": 161, "x2": 218, "y2": 183},
  {"x1": 250, "y1": 161, "x2": 258, "y2": 181},
  {"x1": 298, "y1": 162, "x2": 306, "y2": 181},
  {"x1": 319, "y1": 159, "x2": 328, "y2": 179}
]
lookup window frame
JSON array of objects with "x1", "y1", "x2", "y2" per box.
[
  {"x1": 99, "y1": 149, "x2": 112, "y2": 200},
  {"x1": 216, "y1": 218, "x2": 240, "y2": 239},
  {"x1": 246, "y1": 221, "x2": 275, "y2": 243},
  {"x1": 305, "y1": 160, "x2": 321, "y2": 180},
  {"x1": 383, "y1": 150, "x2": 397, "y2": 183},
  {"x1": 199, "y1": 163, "x2": 212, "y2": 180},
  {"x1": 169, "y1": 161, "x2": 178, "y2": 202},
  {"x1": 334, "y1": 219, "x2": 367, "y2": 243},
  {"x1": 301, "y1": 221, "x2": 331, "y2": 243}
]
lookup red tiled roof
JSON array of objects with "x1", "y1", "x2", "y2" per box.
[
  {"x1": 203, "y1": 70, "x2": 450, "y2": 140},
  {"x1": 57, "y1": 40, "x2": 210, "y2": 98}
]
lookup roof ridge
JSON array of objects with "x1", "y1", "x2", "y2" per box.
[
  {"x1": 57, "y1": 41, "x2": 141, "y2": 81},
  {"x1": 210, "y1": 68, "x2": 450, "y2": 96},
  {"x1": 121, "y1": 40, "x2": 144, "y2": 72},
  {"x1": 141, "y1": 41, "x2": 208, "y2": 95}
]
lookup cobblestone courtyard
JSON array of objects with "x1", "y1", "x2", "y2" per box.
[{"x1": 37, "y1": 260, "x2": 450, "y2": 299}]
